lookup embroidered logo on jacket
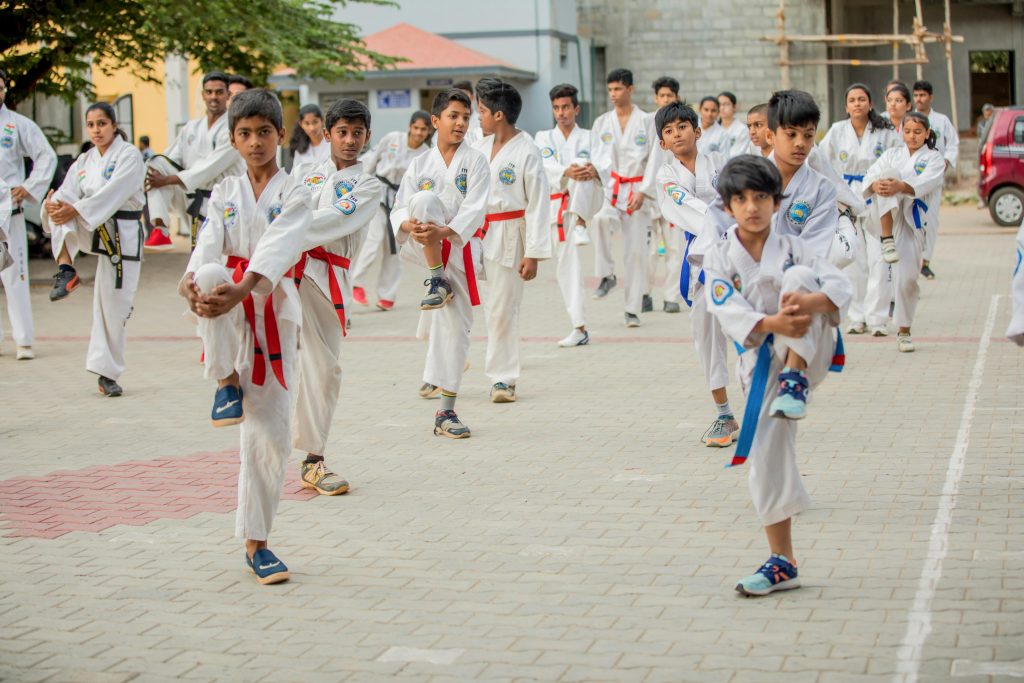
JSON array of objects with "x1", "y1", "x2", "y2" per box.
[
  {"x1": 600, "y1": 132, "x2": 613, "y2": 144},
  {"x1": 663, "y1": 182, "x2": 686, "y2": 205},
  {"x1": 710, "y1": 278, "x2": 734, "y2": 305},
  {"x1": 303, "y1": 173, "x2": 327, "y2": 191},
  {"x1": 838, "y1": 150, "x2": 849, "y2": 162},
  {"x1": 334, "y1": 179, "x2": 355, "y2": 198},
  {"x1": 267, "y1": 205, "x2": 282, "y2": 223},
  {"x1": 498, "y1": 164, "x2": 516, "y2": 185},
  {"x1": 417, "y1": 176, "x2": 435, "y2": 191},
  {"x1": 76, "y1": 168, "x2": 88, "y2": 184},
  {"x1": 102, "y1": 160, "x2": 117, "y2": 180},
  {"x1": 0, "y1": 122, "x2": 15, "y2": 149},
  {"x1": 578, "y1": 150, "x2": 591, "y2": 159},
  {"x1": 787, "y1": 201, "x2": 811, "y2": 225},
  {"x1": 455, "y1": 171, "x2": 467, "y2": 195},
  {"x1": 874, "y1": 141, "x2": 885, "y2": 158},
  {"x1": 913, "y1": 160, "x2": 927, "y2": 175},
  {"x1": 335, "y1": 197, "x2": 357, "y2": 215},
  {"x1": 223, "y1": 202, "x2": 239, "y2": 229},
  {"x1": 540, "y1": 146, "x2": 555, "y2": 159},
  {"x1": 634, "y1": 133, "x2": 648, "y2": 147}
]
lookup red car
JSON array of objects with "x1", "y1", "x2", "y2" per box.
[{"x1": 979, "y1": 105, "x2": 1024, "y2": 226}]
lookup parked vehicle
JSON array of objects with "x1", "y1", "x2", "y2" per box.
[{"x1": 978, "y1": 105, "x2": 1024, "y2": 226}]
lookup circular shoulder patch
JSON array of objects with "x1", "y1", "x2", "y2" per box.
[
  {"x1": 267, "y1": 205, "x2": 282, "y2": 223},
  {"x1": 913, "y1": 160, "x2": 927, "y2": 175},
  {"x1": 634, "y1": 133, "x2": 648, "y2": 147},
  {"x1": 710, "y1": 278, "x2": 735, "y2": 305},
  {"x1": 102, "y1": 160, "x2": 117, "y2": 180},
  {"x1": 540, "y1": 146, "x2": 555, "y2": 159},
  {"x1": 303, "y1": 173, "x2": 327, "y2": 191},
  {"x1": 223, "y1": 202, "x2": 238, "y2": 229},
  {"x1": 454, "y1": 172, "x2": 467, "y2": 195},
  {"x1": 417, "y1": 176, "x2": 435, "y2": 191},
  {"x1": 498, "y1": 164, "x2": 516, "y2": 185},
  {"x1": 663, "y1": 182, "x2": 686, "y2": 206},
  {"x1": 787, "y1": 200, "x2": 811, "y2": 225},
  {"x1": 600, "y1": 132, "x2": 613, "y2": 144},
  {"x1": 838, "y1": 150, "x2": 849, "y2": 162},
  {"x1": 334, "y1": 179, "x2": 354, "y2": 198},
  {"x1": 335, "y1": 198, "x2": 357, "y2": 215}
]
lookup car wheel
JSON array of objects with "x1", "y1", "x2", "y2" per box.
[{"x1": 988, "y1": 186, "x2": 1024, "y2": 227}]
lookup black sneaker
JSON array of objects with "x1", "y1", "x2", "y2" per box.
[
  {"x1": 50, "y1": 267, "x2": 80, "y2": 302},
  {"x1": 663, "y1": 301, "x2": 681, "y2": 313},
  {"x1": 420, "y1": 276, "x2": 454, "y2": 310},
  {"x1": 592, "y1": 274, "x2": 617, "y2": 299},
  {"x1": 98, "y1": 376, "x2": 123, "y2": 397},
  {"x1": 641, "y1": 294, "x2": 653, "y2": 312},
  {"x1": 921, "y1": 263, "x2": 935, "y2": 280},
  {"x1": 624, "y1": 313, "x2": 641, "y2": 328}
]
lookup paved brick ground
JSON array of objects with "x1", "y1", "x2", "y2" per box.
[{"x1": 0, "y1": 205, "x2": 1021, "y2": 682}]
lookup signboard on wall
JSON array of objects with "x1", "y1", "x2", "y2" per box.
[
  {"x1": 377, "y1": 89, "x2": 412, "y2": 109},
  {"x1": 426, "y1": 78, "x2": 453, "y2": 87}
]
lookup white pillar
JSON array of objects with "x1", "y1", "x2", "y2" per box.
[
  {"x1": 164, "y1": 54, "x2": 190, "y2": 145},
  {"x1": 299, "y1": 84, "x2": 312, "y2": 106}
]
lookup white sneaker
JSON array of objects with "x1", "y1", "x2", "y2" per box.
[
  {"x1": 573, "y1": 225, "x2": 591, "y2": 246},
  {"x1": 897, "y1": 333, "x2": 915, "y2": 353},
  {"x1": 558, "y1": 329, "x2": 590, "y2": 348},
  {"x1": 846, "y1": 321, "x2": 867, "y2": 335},
  {"x1": 881, "y1": 237, "x2": 899, "y2": 264},
  {"x1": 15, "y1": 346, "x2": 34, "y2": 360},
  {"x1": 869, "y1": 325, "x2": 888, "y2": 337}
]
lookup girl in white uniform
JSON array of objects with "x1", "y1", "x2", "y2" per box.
[
  {"x1": 861, "y1": 112, "x2": 945, "y2": 353},
  {"x1": 351, "y1": 110, "x2": 432, "y2": 310},
  {"x1": 718, "y1": 91, "x2": 752, "y2": 160},
  {"x1": 41, "y1": 103, "x2": 145, "y2": 397},
  {"x1": 704, "y1": 155, "x2": 851, "y2": 596},
  {"x1": 696, "y1": 96, "x2": 729, "y2": 170},
  {"x1": 0, "y1": 177, "x2": 11, "y2": 274},
  {"x1": 819, "y1": 83, "x2": 902, "y2": 336},
  {"x1": 288, "y1": 104, "x2": 331, "y2": 175},
  {"x1": 1008, "y1": 218, "x2": 1024, "y2": 346}
]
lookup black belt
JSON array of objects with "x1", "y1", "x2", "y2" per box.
[
  {"x1": 92, "y1": 210, "x2": 143, "y2": 289},
  {"x1": 376, "y1": 175, "x2": 400, "y2": 255},
  {"x1": 11, "y1": 206, "x2": 22, "y2": 216},
  {"x1": 185, "y1": 189, "x2": 213, "y2": 251}
]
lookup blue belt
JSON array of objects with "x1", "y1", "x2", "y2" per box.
[
  {"x1": 1015, "y1": 248, "x2": 1022, "y2": 277},
  {"x1": 911, "y1": 198, "x2": 928, "y2": 230},
  {"x1": 680, "y1": 231, "x2": 696, "y2": 306},
  {"x1": 843, "y1": 173, "x2": 864, "y2": 185},
  {"x1": 730, "y1": 335, "x2": 774, "y2": 468}
]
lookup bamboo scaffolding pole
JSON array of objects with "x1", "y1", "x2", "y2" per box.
[
  {"x1": 944, "y1": 0, "x2": 960, "y2": 181},
  {"x1": 893, "y1": 0, "x2": 900, "y2": 80},
  {"x1": 766, "y1": 32, "x2": 963, "y2": 44},
  {"x1": 781, "y1": 57, "x2": 927, "y2": 67}
]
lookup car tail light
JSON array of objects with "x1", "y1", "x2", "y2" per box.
[{"x1": 981, "y1": 136, "x2": 993, "y2": 177}]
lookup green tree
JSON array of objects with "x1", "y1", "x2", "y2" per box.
[{"x1": 0, "y1": 0, "x2": 399, "y2": 106}]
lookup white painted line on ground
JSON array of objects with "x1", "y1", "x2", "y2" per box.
[
  {"x1": 377, "y1": 646, "x2": 464, "y2": 665},
  {"x1": 951, "y1": 659, "x2": 1024, "y2": 677},
  {"x1": 892, "y1": 295, "x2": 999, "y2": 683}
]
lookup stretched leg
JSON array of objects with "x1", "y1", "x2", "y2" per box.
[{"x1": 0, "y1": 213, "x2": 34, "y2": 348}]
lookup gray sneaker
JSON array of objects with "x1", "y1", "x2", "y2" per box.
[
  {"x1": 490, "y1": 382, "x2": 516, "y2": 403},
  {"x1": 663, "y1": 301, "x2": 681, "y2": 313},
  {"x1": 419, "y1": 382, "x2": 442, "y2": 399},
  {"x1": 624, "y1": 313, "x2": 641, "y2": 328},
  {"x1": 434, "y1": 410, "x2": 471, "y2": 439},
  {"x1": 641, "y1": 294, "x2": 653, "y2": 312},
  {"x1": 703, "y1": 416, "x2": 739, "y2": 447},
  {"x1": 593, "y1": 274, "x2": 617, "y2": 299},
  {"x1": 420, "y1": 276, "x2": 454, "y2": 310}
]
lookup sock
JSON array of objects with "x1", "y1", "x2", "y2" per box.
[
  {"x1": 881, "y1": 235, "x2": 894, "y2": 242},
  {"x1": 59, "y1": 263, "x2": 75, "y2": 273},
  {"x1": 304, "y1": 454, "x2": 324, "y2": 464},
  {"x1": 715, "y1": 400, "x2": 732, "y2": 418},
  {"x1": 440, "y1": 391, "x2": 456, "y2": 412},
  {"x1": 428, "y1": 264, "x2": 443, "y2": 276}
]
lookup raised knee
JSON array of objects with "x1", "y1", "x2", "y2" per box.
[
  {"x1": 781, "y1": 264, "x2": 819, "y2": 292},
  {"x1": 194, "y1": 263, "x2": 232, "y2": 293}
]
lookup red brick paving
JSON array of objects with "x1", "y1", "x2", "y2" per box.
[{"x1": 0, "y1": 450, "x2": 317, "y2": 539}]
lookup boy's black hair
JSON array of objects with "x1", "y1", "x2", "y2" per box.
[
  {"x1": 549, "y1": 83, "x2": 579, "y2": 106},
  {"x1": 912, "y1": 80, "x2": 933, "y2": 95},
  {"x1": 202, "y1": 71, "x2": 230, "y2": 88},
  {"x1": 228, "y1": 74, "x2": 254, "y2": 89},
  {"x1": 325, "y1": 99, "x2": 371, "y2": 132},
  {"x1": 716, "y1": 155, "x2": 784, "y2": 206},
  {"x1": 453, "y1": 80, "x2": 474, "y2": 95},
  {"x1": 431, "y1": 88, "x2": 472, "y2": 117},
  {"x1": 767, "y1": 89, "x2": 820, "y2": 130},
  {"x1": 652, "y1": 76, "x2": 679, "y2": 95},
  {"x1": 606, "y1": 68, "x2": 633, "y2": 86},
  {"x1": 700, "y1": 95, "x2": 719, "y2": 108},
  {"x1": 228, "y1": 88, "x2": 283, "y2": 132},
  {"x1": 655, "y1": 101, "x2": 699, "y2": 141},
  {"x1": 748, "y1": 102, "x2": 769, "y2": 117},
  {"x1": 718, "y1": 91, "x2": 737, "y2": 106},
  {"x1": 475, "y1": 77, "x2": 522, "y2": 125},
  {"x1": 140, "y1": 135, "x2": 150, "y2": 146}
]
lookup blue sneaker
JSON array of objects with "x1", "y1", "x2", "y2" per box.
[
  {"x1": 735, "y1": 554, "x2": 800, "y2": 596},
  {"x1": 211, "y1": 384, "x2": 244, "y2": 427},
  {"x1": 245, "y1": 548, "x2": 290, "y2": 585},
  {"x1": 769, "y1": 369, "x2": 808, "y2": 420}
]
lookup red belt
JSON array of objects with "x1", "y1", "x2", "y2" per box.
[
  {"x1": 439, "y1": 210, "x2": 526, "y2": 307},
  {"x1": 225, "y1": 256, "x2": 287, "y2": 390},
  {"x1": 293, "y1": 247, "x2": 351, "y2": 336},
  {"x1": 550, "y1": 192, "x2": 570, "y2": 241},
  {"x1": 474, "y1": 209, "x2": 527, "y2": 240},
  {"x1": 611, "y1": 172, "x2": 644, "y2": 215}
]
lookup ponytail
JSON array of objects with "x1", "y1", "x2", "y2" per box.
[
  {"x1": 903, "y1": 111, "x2": 937, "y2": 149},
  {"x1": 85, "y1": 102, "x2": 129, "y2": 141}
]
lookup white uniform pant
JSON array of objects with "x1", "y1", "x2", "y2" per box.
[
  {"x1": 146, "y1": 157, "x2": 192, "y2": 235},
  {"x1": 293, "y1": 280, "x2": 343, "y2": 457},
  {"x1": 0, "y1": 212, "x2": 33, "y2": 346},
  {"x1": 351, "y1": 205, "x2": 401, "y2": 303},
  {"x1": 846, "y1": 217, "x2": 893, "y2": 327},
  {"x1": 553, "y1": 220, "x2": 586, "y2": 329},
  {"x1": 923, "y1": 211, "x2": 939, "y2": 262},
  {"x1": 194, "y1": 263, "x2": 297, "y2": 542},
  {"x1": 691, "y1": 280, "x2": 729, "y2": 392},
  {"x1": 870, "y1": 191, "x2": 925, "y2": 329},
  {"x1": 482, "y1": 257, "x2": 524, "y2": 386},
  {"x1": 591, "y1": 206, "x2": 648, "y2": 314},
  {"x1": 739, "y1": 265, "x2": 833, "y2": 526},
  {"x1": 647, "y1": 220, "x2": 686, "y2": 305},
  {"x1": 400, "y1": 191, "x2": 474, "y2": 393}
]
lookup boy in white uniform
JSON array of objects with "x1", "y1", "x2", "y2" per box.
[
  {"x1": 352, "y1": 110, "x2": 432, "y2": 310},
  {"x1": 292, "y1": 100, "x2": 383, "y2": 495},
  {"x1": 145, "y1": 71, "x2": 245, "y2": 251},
  {"x1": 0, "y1": 68, "x2": 58, "y2": 361},
  {"x1": 1008, "y1": 217, "x2": 1024, "y2": 346},
  {"x1": 455, "y1": 81, "x2": 484, "y2": 146},
  {"x1": 912, "y1": 80, "x2": 959, "y2": 280},
  {"x1": 696, "y1": 96, "x2": 729, "y2": 169},
  {"x1": 535, "y1": 84, "x2": 604, "y2": 347},
  {"x1": 718, "y1": 91, "x2": 751, "y2": 160},
  {"x1": 590, "y1": 68, "x2": 655, "y2": 325},
  {"x1": 391, "y1": 89, "x2": 490, "y2": 438},
  {"x1": 472, "y1": 78, "x2": 551, "y2": 403},
  {"x1": 180, "y1": 90, "x2": 312, "y2": 585},
  {"x1": 704, "y1": 155, "x2": 851, "y2": 596}
]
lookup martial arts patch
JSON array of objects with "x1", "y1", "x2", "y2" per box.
[
  {"x1": 873, "y1": 141, "x2": 885, "y2": 158},
  {"x1": 578, "y1": 150, "x2": 591, "y2": 159},
  {"x1": 417, "y1": 176, "x2": 435, "y2": 191},
  {"x1": 540, "y1": 146, "x2": 555, "y2": 159},
  {"x1": 498, "y1": 164, "x2": 516, "y2": 185},
  {"x1": 663, "y1": 182, "x2": 686, "y2": 205},
  {"x1": 787, "y1": 200, "x2": 811, "y2": 225},
  {"x1": 710, "y1": 278, "x2": 734, "y2": 305},
  {"x1": 600, "y1": 132, "x2": 613, "y2": 144},
  {"x1": 335, "y1": 197, "x2": 357, "y2": 215},
  {"x1": 334, "y1": 178, "x2": 355, "y2": 198},
  {"x1": 76, "y1": 168, "x2": 87, "y2": 184},
  {"x1": 634, "y1": 132, "x2": 648, "y2": 147},
  {"x1": 0, "y1": 122, "x2": 14, "y2": 149},
  {"x1": 838, "y1": 150, "x2": 849, "y2": 162},
  {"x1": 267, "y1": 204, "x2": 283, "y2": 223},
  {"x1": 387, "y1": 140, "x2": 400, "y2": 153},
  {"x1": 223, "y1": 202, "x2": 239, "y2": 229},
  {"x1": 303, "y1": 173, "x2": 327, "y2": 191},
  {"x1": 454, "y1": 171, "x2": 467, "y2": 196},
  {"x1": 731, "y1": 273, "x2": 743, "y2": 293},
  {"x1": 914, "y1": 160, "x2": 927, "y2": 175},
  {"x1": 102, "y1": 160, "x2": 117, "y2": 180}
]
